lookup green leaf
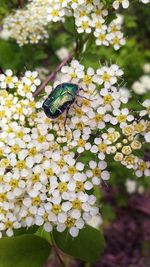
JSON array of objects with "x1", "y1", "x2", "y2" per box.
[
  {"x1": 0, "y1": 234, "x2": 51, "y2": 267},
  {"x1": 77, "y1": 151, "x2": 97, "y2": 165},
  {"x1": 101, "y1": 204, "x2": 116, "y2": 224},
  {"x1": 36, "y1": 227, "x2": 51, "y2": 243},
  {"x1": 64, "y1": 17, "x2": 76, "y2": 36},
  {"x1": 53, "y1": 225, "x2": 105, "y2": 263},
  {"x1": 81, "y1": 52, "x2": 100, "y2": 69},
  {"x1": 14, "y1": 225, "x2": 39, "y2": 236}
]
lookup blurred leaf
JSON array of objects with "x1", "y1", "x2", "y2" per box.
[
  {"x1": 64, "y1": 17, "x2": 76, "y2": 36},
  {"x1": 0, "y1": 234, "x2": 51, "y2": 267},
  {"x1": 77, "y1": 151, "x2": 97, "y2": 165},
  {"x1": 14, "y1": 225, "x2": 39, "y2": 236},
  {"x1": 36, "y1": 227, "x2": 51, "y2": 243},
  {"x1": 53, "y1": 225, "x2": 105, "y2": 263},
  {"x1": 101, "y1": 204, "x2": 116, "y2": 224},
  {"x1": 81, "y1": 52, "x2": 100, "y2": 69}
]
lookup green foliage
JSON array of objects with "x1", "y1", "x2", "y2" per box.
[
  {"x1": 53, "y1": 225, "x2": 105, "y2": 263},
  {"x1": 77, "y1": 151, "x2": 97, "y2": 165},
  {"x1": 36, "y1": 227, "x2": 51, "y2": 243},
  {"x1": 14, "y1": 226, "x2": 39, "y2": 236},
  {"x1": 0, "y1": 234, "x2": 51, "y2": 267},
  {"x1": 101, "y1": 204, "x2": 116, "y2": 225},
  {"x1": 0, "y1": 39, "x2": 49, "y2": 72},
  {"x1": 0, "y1": 0, "x2": 25, "y2": 22}
]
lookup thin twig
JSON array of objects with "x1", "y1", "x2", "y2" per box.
[
  {"x1": 52, "y1": 244, "x2": 66, "y2": 267},
  {"x1": 0, "y1": 67, "x2": 4, "y2": 74},
  {"x1": 33, "y1": 53, "x2": 73, "y2": 97},
  {"x1": 17, "y1": 0, "x2": 24, "y2": 7},
  {"x1": 50, "y1": 233, "x2": 66, "y2": 267}
]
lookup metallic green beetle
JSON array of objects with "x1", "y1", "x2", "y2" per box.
[{"x1": 42, "y1": 83, "x2": 79, "y2": 119}]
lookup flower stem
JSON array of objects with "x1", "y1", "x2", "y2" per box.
[
  {"x1": 0, "y1": 67, "x2": 4, "y2": 74},
  {"x1": 17, "y1": 0, "x2": 23, "y2": 7},
  {"x1": 50, "y1": 233, "x2": 66, "y2": 267}
]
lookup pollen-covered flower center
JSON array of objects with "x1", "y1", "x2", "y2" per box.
[
  {"x1": 138, "y1": 162, "x2": 147, "y2": 171},
  {"x1": 51, "y1": 204, "x2": 61, "y2": 214},
  {"x1": 0, "y1": 193, "x2": 6, "y2": 202},
  {"x1": 32, "y1": 174, "x2": 40, "y2": 183},
  {"x1": 5, "y1": 77, "x2": 13, "y2": 83},
  {"x1": 83, "y1": 75, "x2": 92, "y2": 84},
  {"x1": 37, "y1": 135, "x2": 46, "y2": 143},
  {"x1": 92, "y1": 168, "x2": 101, "y2": 176},
  {"x1": 98, "y1": 34, "x2": 105, "y2": 41},
  {"x1": 102, "y1": 73, "x2": 110, "y2": 82},
  {"x1": 45, "y1": 168, "x2": 54, "y2": 176},
  {"x1": 104, "y1": 95, "x2": 113, "y2": 104},
  {"x1": 9, "y1": 179, "x2": 19, "y2": 188},
  {"x1": 68, "y1": 166, "x2": 76, "y2": 175},
  {"x1": 117, "y1": 115, "x2": 127, "y2": 122},
  {"x1": 32, "y1": 197, "x2": 41, "y2": 206},
  {"x1": 72, "y1": 199, "x2": 82, "y2": 209},
  {"x1": 16, "y1": 160, "x2": 26, "y2": 170},
  {"x1": 98, "y1": 143, "x2": 107, "y2": 152},
  {"x1": 75, "y1": 181, "x2": 84, "y2": 192},
  {"x1": 65, "y1": 217, "x2": 75, "y2": 228},
  {"x1": 29, "y1": 148, "x2": 37, "y2": 156},
  {"x1": 81, "y1": 21, "x2": 89, "y2": 30},
  {"x1": 78, "y1": 139, "x2": 86, "y2": 147},
  {"x1": 58, "y1": 182, "x2": 67, "y2": 192}
]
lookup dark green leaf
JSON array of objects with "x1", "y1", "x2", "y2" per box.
[
  {"x1": 36, "y1": 227, "x2": 51, "y2": 243},
  {"x1": 53, "y1": 225, "x2": 105, "y2": 263},
  {"x1": 77, "y1": 151, "x2": 97, "y2": 165},
  {"x1": 64, "y1": 17, "x2": 76, "y2": 36},
  {"x1": 14, "y1": 225, "x2": 39, "y2": 236},
  {"x1": 0, "y1": 234, "x2": 51, "y2": 267}
]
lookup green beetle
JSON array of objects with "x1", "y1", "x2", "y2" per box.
[{"x1": 42, "y1": 83, "x2": 79, "y2": 120}]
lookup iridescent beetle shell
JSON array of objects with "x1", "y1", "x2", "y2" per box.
[{"x1": 42, "y1": 83, "x2": 79, "y2": 118}]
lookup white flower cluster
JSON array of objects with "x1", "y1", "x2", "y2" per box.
[
  {"x1": 0, "y1": 60, "x2": 149, "y2": 238},
  {"x1": 2, "y1": 0, "x2": 125, "y2": 49},
  {"x1": 2, "y1": 0, "x2": 49, "y2": 46},
  {"x1": 112, "y1": 0, "x2": 149, "y2": 9},
  {"x1": 125, "y1": 179, "x2": 144, "y2": 194},
  {"x1": 132, "y1": 63, "x2": 150, "y2": 95},
  {"x1": 2, "y1": 0, "x2": 149, "y2": 47}
]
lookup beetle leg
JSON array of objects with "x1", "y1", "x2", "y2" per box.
[
  {"x1": 77, "y1": 95, "x2": 97, "y2": 102},
  {"x1": 64, "y1": 107, "x2": 70, "y2": 130},
  {"x1": 75, "y1": 101, "x2": 82, "y2": 108},
  {"x1": 79, "y1": 88, "x2": 85, "y2": 92},
  {"x1": 76, "y1": 94, "x2": 90, "y2": 100}
]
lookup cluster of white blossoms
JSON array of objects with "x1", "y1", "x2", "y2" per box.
[
  {"x1": 125, "y1": 179, "x2": 144, "y2": 194},
  {"x1": 2, "y1": 0, "x2": 126, "y2": 49},
  {"x1": 2, "y1": 0, "x2": 49, "y2": 46},
  {"x1": 132, "y1": 63, "x2": 150, "y2": 95},
  {"x1": 112, "y1": 0, "x2": 149, "y2": 9},
  {"x1": 0, "y1": 59, "x2": 149, "y2": 238},
  {"x1": 2, "y1": 0, "x2": 149, "y2": 47}
]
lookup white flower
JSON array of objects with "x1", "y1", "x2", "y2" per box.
[
  {"x1": 0, "y1": 70, "x2": 18, "y2": 89},
  {"x1": 125, "y1": 179, "x2": 136, "y2": 194},
  {"x1": 56, "y1": 47, "x2": 69, "y2": 60},
  {"x1": 145, "y1": 132, "x2": 150, "y2": 142},
  {"x1": 88, "y1": 215, "x2": 103, "y2": 229},
  {"x1": 143, "y1": 63, "x2": 150, "y2": 73},
  {"x1": 140, "y1": 100, "x2": 150, "y2": 117},
  {"x1": 113, "y1": 0, "x2": 129, "y2": 9}
]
